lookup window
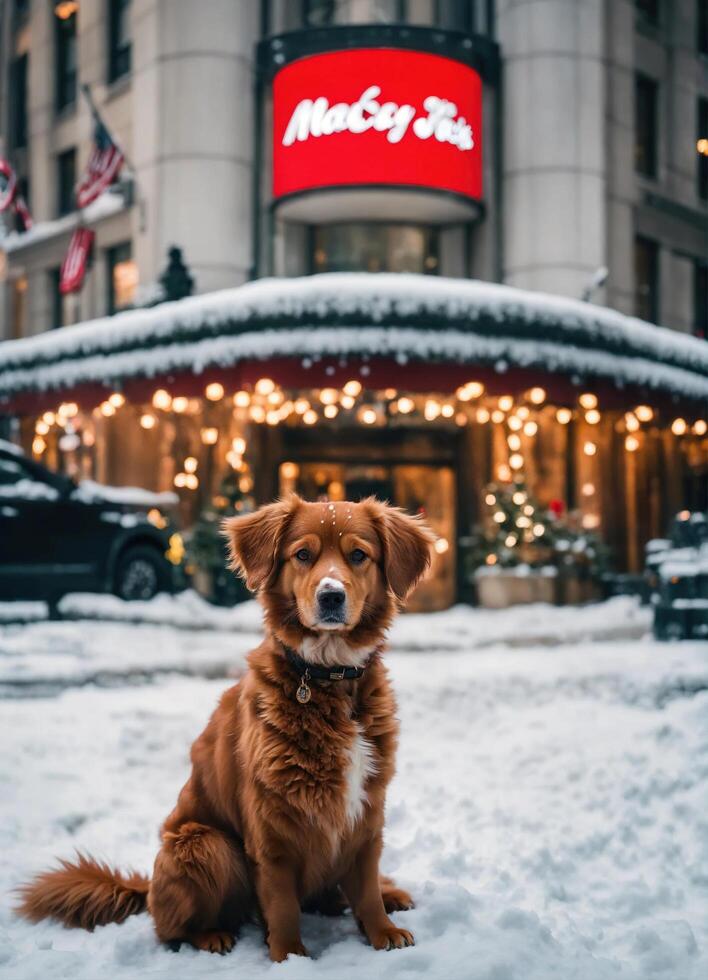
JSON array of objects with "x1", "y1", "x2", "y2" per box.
[
  {"x1": 56, "y1": 148, "x2": 76, "y2": 216},
  {"x1": 698, "y1": 97, "x2": 708, "y2": 201},
  {"x1": 635, "y1": 0, "x2": 659, "y2": 26},
  {"x1": 9, "y1": 53, "x2": 28, "y2": 149},
  {"x1": 699, "y1": 0, "x2": 708, "y2": 55},
  {"x1": 302, "y1": 0, "x2": 336, "y2": 25},
  {"x1": 55, "y1": 4, "x2": 78, "y2": 111},
  {"x1": 634, "y1": 236, "x2": 659, "y2": 323},
  {"x1": 312, "y1": 224, "x2": 439, "y2": 274},
  {"x1": 11, "y1": 276, "x2": 27, "y2": 340},
  {"x1": 435, "y1": 0, "x2": 476, "y2": 32},
  {"x1": 695, "y1": 261, "x2": 708, "y2": 339},
  {"x1": 108, "y1": 0, "x2": 131, "y2": 82},
  {"x1": 13, "y1": 176, "x2": 29, "y2": 233},
  {"x1": 635, "y1": 73, "x2": 658, "y2": 178},
  {"x1": 106, "y1": 242, "x2": 138, "y2": 313}
]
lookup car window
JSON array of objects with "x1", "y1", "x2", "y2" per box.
[
  {"x1": 0, "y1": 458, "x2": 59, "y2": 500},
  {"x1": 0, "y1": 458, "x2": 22, "y2": 486}
]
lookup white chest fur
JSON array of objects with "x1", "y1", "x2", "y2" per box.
[{"x1": 344, "y1": 725, "x2": 377, "y2": 825}]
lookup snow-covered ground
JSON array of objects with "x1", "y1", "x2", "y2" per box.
[{"x1": 1, "y1": 597, "x2": 707, "y2": 980}]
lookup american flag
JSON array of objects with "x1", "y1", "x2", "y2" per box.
[
  {"x1": 75, "y1": 119, "x2": 124, "y2": 209},
  {"x1": 0, "y1": 157, "x2": 32, "y2": 231},
  {"x1": 59, "y1": 227, "x2": 95, "y2": 295}
]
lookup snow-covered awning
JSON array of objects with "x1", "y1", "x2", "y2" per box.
[{"x1": 1, "y1": 273, "x2": 707, "y2": 405}]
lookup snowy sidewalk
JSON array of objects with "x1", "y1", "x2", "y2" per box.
[
  {"x1": 0, "y1": 593, "x2": 651, "y2": 696},
  {"x1": 1, "y1": 605, "x2": 707, "y2": 979}
]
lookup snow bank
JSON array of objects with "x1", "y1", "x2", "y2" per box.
[
  {"x1": 1, "y1": 273, "x2": 707, "y2": 400},
  {"x1": 1, "y1": 629, "x2": 708, "y2": 979},
  {"x1": 74, "y1": 480, "x2": 178, "y2": 509}
]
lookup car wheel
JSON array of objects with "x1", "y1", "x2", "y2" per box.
[{"x1": 114, "y1": 545, "x2": 168, "y2": 601}]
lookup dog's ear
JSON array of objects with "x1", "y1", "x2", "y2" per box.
[
  {"x1": 366, "y1": 500, "x2": 435, "y2": 605},
  {"x1": 221, "y1": 495, "x2": 301, "y2": 593}
]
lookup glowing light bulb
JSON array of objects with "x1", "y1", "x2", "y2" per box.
[
  {"x1": 434, "y1": 537, "x2": 449, "y2": 554},
  {"x1": 361, "y1": 408, "x2": 377, "y2": 425},
  {"x1": 508, "y1": 434, "x2": 522, "y2": 451},
  {"x1": 693, "y1": 419, "x2": 707, "y2": 435},
  {"x1": 108, "y1": 392, "x2": 125, "y2": 408},
  {"x1": 303, "y1": 409, "x2": 318, "y2": 425},
  {"x1": 509, "y1": 453, "x2": 524, "y2": 470},
  {"x1": 508, "y1": 416, "x2": 523, "y2": 431},
  {"x1": 233, "y1": 390, "x2": 250, "y2": 408},
  {"x1": 172, "y1": 396, "x2": 188, "y2": 413},
  {"x1": 324, "y1": 404, "x2": 338, "y2": 419},
  {"x1": 341, "y1": 395, "x2": 356, "y2": 410},
  {"x1": 491, "y1": 410, "x2": 505, "y2": 424},
  {"x1": 671, "y1": 418, "x2": 687, "y2": 435},
  {"x1": 249, "y1": 405, "x2": 266, "y2": 423},
  {"x1": 585, "y1": 409, "x2": 601, "y2": 425},
  {"x1": 200, "y1": 427, "x2": 218, "y2": 445},
  {"x1": 152, "y1": 389, "x2": 172, "y2": 410},
  {"x1": 625, "y1": 413, "x2": 639, "y2": 432},
  {"x1": 476, "y1": 407, "x2": 490, "y2": 423},
  {"x1": 625, "y1": 435, "x2": 639, "y2": 452},
  {"x1": 184, "y1": 456, "x2": 198, "y2": 473},
  {"x1": 579, "y1": 393, "x2": 597, "y2": 410},
  {"x1": 498, "y1": 395, "x2": 514, "y2": 412},
  {"x1": 205, "y1": 382, "x2": 224, "y2": 401},
  {"x1": 343, "y1": 380, "x2": 362, "y2": 398},
  {"x1": 528, "y1": 387, "x2": 546, "y2": 405},
  {"x1": 583, "y1": 441, "x2": 597, "y2": 456},
  {"x1": 319, "y1": 388, "x2": 338, "y2": 405},
  {"x1": 635, "y1": 405, "x2": 653, "y2": 422},
  {"x1": 523, "y1": 421, "x2": 538, "y2": 436},
  {"x1": 556, "y1": 408, "x2": 572, "y2": 424},
  {"x1": 140, "y1": 414, "x2": 156, "y2": 430},
  {"x1": 493, "y1": 511, "x2": 505, "y2": 523},
  {"x1": 485, "y1": 493, "x2": 496, "y2": 505},
  {"x1": 397, "y1": 397, "x2": 414, "y2": 414}
]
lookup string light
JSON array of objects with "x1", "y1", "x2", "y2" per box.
[
  {"x1": 625, "y1": 413, "x2": 639, "y2": 432},
  {"x1": 556, "y1": 408, "x2": 572, "y2": 424},
  {"x1": 486, "y1": 554, "x2": 497, "y2": 565},
  {"x1": 343, "y1": 380, "x2": 362, "y2": 397},
  {"x1": 456, "y1": 381, "x2": 484, "y2": 401},
  {"x1": 625, "y1": 435, "x2": 639, "y2": 452},
  {"x1": 249, "y1": 405, "x2": 266, "y2": 423},
  {"x1": 294, "y1": 398, "x2": 309, "y2": 415},
  {"x1": 505, "y1": 534, "x2": 517, "y2": 547},
  {"x1": 35, "y1": 420, "x2": 50, "y2": 435},
  {"x1": 397, "y1": 396, "x2": 414, "y2": 414},
  {"x1": 140, "y1": 413, "x2": 156, "y2": 429},
  {"x1": 233, "y1": 437, "x2": 246, "y2": 454},
  {"x1": 434, "y1": 538, "x2": 449, "y2": 554},
  {"x1": 523, "y1": 421, "x2": 538, "y2": 436},
  {"x1": 200, "y1": 427, "x2": 218, "y2": 444},
  {"x1": 693, "y1": 419, "x2": 707, "y2": 435},
  {"x1": 441, "y1": 403, "x2": 455, "y2": 418},
  {"x1": 671, "y1": 418, "x2": 687, "y2": 435},
  {"x1": 532, "y1": 523, "x2": 545, "y2": 537},
  {"x1": 583, "y1": 441, "x2": 597, "y2": 456},
  {"x1": 324, "y1": 404, "x2": 338, "y2": 418},
  {"x1": 267, "y1": 390, "x2": 284, "y2": 406},
  {"x1": 108, "y1": 392, "x2": 125, "y2": 408},
  {"x1": 485, "y1": 493, "x2": 496, "y2": 505},
  {"x1": 635, "y1": 405, "x2": 653, "y2": 422},
  {"x1": 184, "y1": 457, "x2": 198, "y2": 473},
  {"x1": 233, "y1": 390, "x2": 250, "y2": 408},
  {"x1": 185, "y1": 474, "x2": 199, "y2": 490},
  {"x1": 579, "y1": 393, "x2": 597, "y2": 409},
  {"x1": 174, "y1": 473, "x2": 187, "y2": 488},
  {"x1": 303, "y1": 409, "x2": 318, "y2": 425},
  {"x1": 266, "y1": 411, "x2": 280, "y2": 426},
  {"x1": 512, "y1": 491, "x2": 526, "y2": 505},
  {"x1": 585, "y1": 409, "x2": 601, "y2": 425},
  {"x1": 281, "y1": 461, "x2": 299, "y2": 480},
  {"x1": 582, "y1": 482, "x2": 595, "y2": 496},
  {"x1": 508, "y1": 416, "x2": 523, "y2": 431},
  {"x1": 341, "y1": 395, "x2": 356, "y2": 410},
  {"x1": 319, "y1": 388, "x2": 338, "y2": 404},
  {"x1": 42, "y1": 411, "x2": 56, "y2": 425},
  {"x1": 384, "y1": 387, "x2": 397, "y2": 399},
  {"x1": 152, "y1": 389, "x2": 172, "y2": 410},
  {"x1": 476, "y1": 407, "x2": 490, "y2": 423},
  {"x1": 59, "y1": 402, "x2": 78, "y2": 418},
  {"x1": 205, "y1": 382, "x2": 224, "y2": 401},
  {"x1": 493, "y1": 511, "x2": 506, "y2": 523},
  {"x1": 517, "y1": 407, "x2": 530, "y2": 420},
  {"x1": 498, "y1": 395, "x2": 514, "y2": 412},
  {"x1": 455, "y1": 412, "x2": 468, "y2": 426},
  {"x1": 491, "y1": 409, "x2": 505, "y2": 424},
  {"x1": 100, "y1": 402, "x2": 115, "y2": 417},
  {"x1": 424, "y1": 400, "x2": 441, "y2": 421},
  {"x1": 255, "y1": 378, "x2": 275, "y2": 396},
  {"x1": 508, "y1": 434, "x2": 522, "y2": 451},
  {"x1": 509, "y1": 453, "x2": 524, "y2": 470},
  {"x1": 32, "y1": 436, "x2": 46, "y2": 455},
  {"x1": 360, "y1": 407, "x2": 377, "y2": 425},
  {"x1": 172, "y1": 396, "x2": 188, "y2": 413},
  {"x1": 528, "y1": 387, "x2": 546, "y2": 405}
]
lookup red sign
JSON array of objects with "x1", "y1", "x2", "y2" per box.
[
  {"x1": 60, "y1": 227, "x2": 95, "y2": 295},
  {"x1": 273, "y1": 48, "x2": 483, "y2": 202}
]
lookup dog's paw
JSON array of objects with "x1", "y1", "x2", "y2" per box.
[
  {"x1": 190, "y1": 930, "x2": 236, "y2": 955},
  {"x1": 369, "y1": 926, "x2": 415, "y2": 951},
  {"x1": 268, "y1": 938, "x2": 309, "y2": 962},
  {"x1": 382, "y1": 886, "x2": 415, "y2": 913}
]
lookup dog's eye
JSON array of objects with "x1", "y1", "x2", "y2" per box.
[
  {"x1": 294, "y1": 548, "x2": 311, "y2": 563},
  {"x1": 350, "y1": 548, "x2": 367, "y2": 565}
]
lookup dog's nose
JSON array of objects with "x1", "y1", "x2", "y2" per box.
[{"x1": 319, "y1": 589, "x2": 345, "y2": 613}]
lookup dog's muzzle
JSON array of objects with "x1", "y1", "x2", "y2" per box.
[{"x1": 315, "y1": 577, "x2": 347, "y2": 626}]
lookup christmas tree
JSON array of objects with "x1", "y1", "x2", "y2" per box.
[
  {"x1": 188, "y1": 466, "x2": 255, "y2": 605},
  {"x1": 465, "y1": 478, "x2": 611, "y2": 580}
]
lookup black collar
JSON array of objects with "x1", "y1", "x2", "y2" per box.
[{"x1": 284, "y1": 646, "x2": 366, "y2": 682}]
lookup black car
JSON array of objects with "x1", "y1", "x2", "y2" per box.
[{"x1": 0, "y1": 440, "x2": 185, "y2": 603}]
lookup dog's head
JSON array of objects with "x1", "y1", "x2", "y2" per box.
[{"x1": 222, "y1": 495, "x2": 434, "y2": 656}]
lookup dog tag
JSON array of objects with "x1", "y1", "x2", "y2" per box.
[{"x1": 296, "y1": 676, "x2": 311, "y2": 704}]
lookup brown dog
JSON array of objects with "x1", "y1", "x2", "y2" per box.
[{"x1": 17, "y1": 495, "x2": 434, "y2": 961}]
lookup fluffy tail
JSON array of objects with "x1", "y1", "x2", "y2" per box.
[{"x1": 16, "y1": 853, "x2": 150, "y2": 930}]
